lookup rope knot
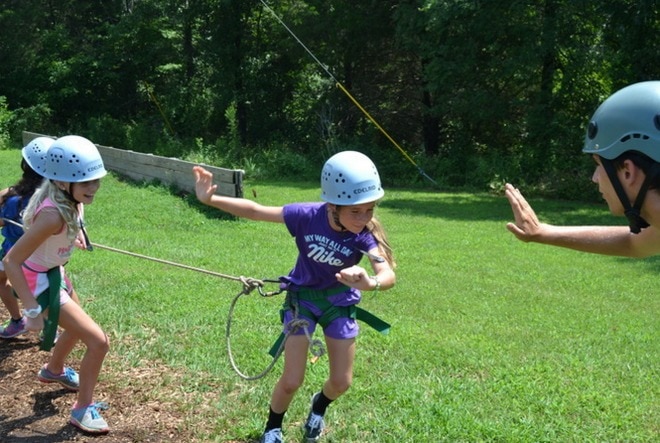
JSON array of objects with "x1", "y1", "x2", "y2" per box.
[{"x1": 239, "y1": 276, "x2": 264, "y2": 294}]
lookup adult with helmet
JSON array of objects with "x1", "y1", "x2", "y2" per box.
[
  {"x1": 0, "y1": 137, "x2": 53, "y2": 338},
  {"x1": 505, "y1": 81, "x2": 660, "y2": 257},
  {"x1": 194, "y1": 151, "x2": 396, "y2": 443},
  {"x1": 3, "y1": 135, "x2": 111, "y2": 434}
]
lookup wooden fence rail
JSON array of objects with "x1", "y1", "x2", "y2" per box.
[{"x1": 23, "y1": 131, "x2": 243, "y2": 198}]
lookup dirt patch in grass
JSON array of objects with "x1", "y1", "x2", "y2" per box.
[{"x1": 0, "y1": 334, "x2": 209, "y2": 442}]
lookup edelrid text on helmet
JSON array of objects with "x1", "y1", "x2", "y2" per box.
[
  {"x1": 583, "y1": 81, "x2": 660, "y2": 162},
  {"x1": 41, "y1": 135, "x2": 107, "y2": 182},
  {"x1": 321, "y1": 151, "x2": 384, "y2": 205},
  {"x1": 21, "y1": 137, "x2": 55, "y2": 175}
]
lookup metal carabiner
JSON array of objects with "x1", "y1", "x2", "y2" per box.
[{"x1": 257, "y1": 279, "x2": 285, "y2": 297}]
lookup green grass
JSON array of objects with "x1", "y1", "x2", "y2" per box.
[{"x1": 1, "y1": 149, "x2": 658, "y2": 442}]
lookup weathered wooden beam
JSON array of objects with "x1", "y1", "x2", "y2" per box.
[{"x1": 23, "y1": 131, "x2": 243, "y2": 198}]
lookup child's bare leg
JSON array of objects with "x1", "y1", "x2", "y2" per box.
[{"x1": 56, "y1": 301, "x2": 109, "y2": 407}]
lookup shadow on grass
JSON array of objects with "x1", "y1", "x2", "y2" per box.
[
  {"x1": 381, "y1": 193, "x2": 619, "y2": 225},
  {"x1": 614, "y1": 254, "x2": 660, "y2": 273},
  {"x1": 110, "y1": 171, "x2": 630, "y2": 228}
]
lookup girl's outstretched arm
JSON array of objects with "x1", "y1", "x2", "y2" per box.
[{"x1": 193, "y1": 166, "x2": 285, "y2": 223}]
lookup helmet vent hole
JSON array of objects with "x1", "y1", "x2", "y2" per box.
[
  {"x1": 620, "y1": 133, "x2": 648, "y2": 143},
  {"x1": 654, "y1": 114, "x2": 660, "y2": 131},
  {"x1": 588, "y1": 121, "x2": 598, "y2": 139}
]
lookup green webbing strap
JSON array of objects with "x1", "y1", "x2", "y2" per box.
[
  {"x1": 268, "y1": 292, "x2": 391, "y2": 357},
  {"x1": 356, "y1": 307, "x2": 390, "y2": 335},
  {"x1": 295, "y1": 284, "x2": 350, "y2": 300},
  {"x1": 38, "y1": 267, "x2": 61, "y2": 351},
  {"x1": 269, "y1": 333, "x2": 286, "y2": 357}
]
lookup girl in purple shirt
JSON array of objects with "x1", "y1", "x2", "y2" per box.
[{"x1": 194, "y1": 151, "x2": 396, "y2": 443}]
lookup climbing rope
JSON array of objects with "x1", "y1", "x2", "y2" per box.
[
  {"x1": 225, "y1": 280, "x2": 283, "y2": 380},
  {"x1": 226, "y1": 279, "x2": 326, "y2": 380},
  {"x1": 259, "y1": 0, "x2": 438, "y2": 185},
  {"x1": 3, "y1": 217, "x2": 324, "y2": 380}
]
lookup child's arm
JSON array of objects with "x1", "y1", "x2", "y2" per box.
[
  {"x1": 193, "y1": 166, "x2": 284, "y2": 223},
  {"x1": 335, "y1": 251, "x2": 396, "y2": 292},
  {"x1": 3, "y1": 209, "x2": 64, "y2": 330}
]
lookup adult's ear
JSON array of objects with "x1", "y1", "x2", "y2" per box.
[{"x1": 621, "y1": 159, "x2": 641, "y2": 183}]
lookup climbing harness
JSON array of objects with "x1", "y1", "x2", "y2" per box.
[{"x1": 268, "y1": 285, "x2": 391, "y2": 358}]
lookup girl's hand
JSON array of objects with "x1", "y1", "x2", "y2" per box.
[
  {"x1": 335, "y1": 265, "x2": 371, "y2": 290},
  {"x1": 74, "y1": 233, "x2": 87, "y2": 250},
  {"x1": 25, "y1": 315, "x2": 44, "y2": 332},
  {"x1": 193, "y1": 166, "x2": 217, "y2": 205}
]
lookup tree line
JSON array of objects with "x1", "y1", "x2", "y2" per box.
[{"x1": 0, "y1": 0, "x2": 658, "y2": 198}]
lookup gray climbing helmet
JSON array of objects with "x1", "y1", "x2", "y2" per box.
[
  {"x1": 583, "y1": 81, "x2": 660, "y2": 162},
  {"x1": 321, "y1": 151, "x2": 384, "y2": 205},
  {"x1": 583, "y1": 81, "x2": 660, "y2": 234}
]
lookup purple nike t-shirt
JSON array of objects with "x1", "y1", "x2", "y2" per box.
[{"x1": 282, "y1": 202, "x2": 378, "y2": 306}]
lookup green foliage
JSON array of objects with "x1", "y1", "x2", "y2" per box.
[
  {"x1": 1, "y1": 1, "x2": 659, "y2": 200},
  {"x1": 0, "y1": 96, "x2": 11, "y2": 147},
  {"x1": 6, "y1": 104, "x2": 54, "y2": 142}
]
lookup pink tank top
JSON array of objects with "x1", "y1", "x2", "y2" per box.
[{"x1": 24, "y1": 198, "x2": 76, "y2": 272}]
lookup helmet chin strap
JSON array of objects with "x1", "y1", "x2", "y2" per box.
[
  {"x1": 600, "y1": 159, "x2": 653, "y2": 234},
  {"x1": 328, "y1": 205, "x2": 347, "y2": 231}
]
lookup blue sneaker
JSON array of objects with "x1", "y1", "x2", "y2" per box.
[
  {"x1": 37, "y1": 365, "x2": 79, "y2": 391},
  {"x1": 0, "y1": 317, "x2": 28, "y2": 339},
  {"x1": 70, "y1": 402, "x2": 110, "y2": 434},
  {"x1": 303, "y1": 393, "x2": 325, "y2": 442}
]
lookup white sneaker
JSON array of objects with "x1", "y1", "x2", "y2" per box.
[
  {"x1": 303, "y1": 392, "x2": 325, "y2": 442},
  {"x1": 260, "y1": 427, "x2": 284, "y2": 443},
  {"x1": 70, "y1": 402, "x2": 110, "y2": 434}
]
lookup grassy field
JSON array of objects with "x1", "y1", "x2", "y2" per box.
[{"x1": 1, "y1": 149, "x2": 658, "y2": 442}]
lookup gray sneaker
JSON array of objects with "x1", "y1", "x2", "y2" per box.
[
  {"x1": 0, "y1": 317, "x2": 28, "y2": 338},
  {"x1": 260, "y1": 427, "x2": 284, "y2": 443},
  {"x1": 70, "y1": 402, "x2": 109, "y2": 434},
  {"x1": 303, "y1": 393, "x2": 325, "y2": 442},
  {"x1": 37, "y1": 365, "x2": 80, "y2": 391}
]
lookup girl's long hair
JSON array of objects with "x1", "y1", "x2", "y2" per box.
[
  {"x1": 23, "y1": 180, "x2": 80, "y2": 241},
  {"x1": 0, "y1": 160, "x2": 45, "y2": 206},
  {"x1": 366, "y1": 216, "x2": 396, "y2": 269}
]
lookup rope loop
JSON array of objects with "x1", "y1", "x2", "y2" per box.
[{"x1": 309, "y1": 339, "x2": 326, "y2": 358}]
